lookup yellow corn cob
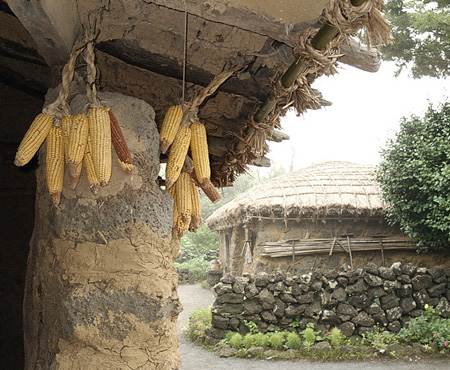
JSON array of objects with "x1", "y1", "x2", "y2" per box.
[
  {"x1": 68, "y1": 114, "x2": 89, "y2": 178},
  {"x1": 190, "y1": 122, "x2": 211, "y2": 185},
  {"x1": 176, "y1": 216, "x2": 189, "y2": 238},
  {"x1": 61, "y1": 115, "x2": 74, "y2": 163},
  {"x1": 84, "y1": 137, "x2": 100, "y2": 194},
  {"x1": 69, "y1": 162, "x2": 83, "y2": 190},
  {"x1": 173, "y1": 172, "x2": 192, "y2": 225},
  {"x1": 45, "y1": 125, "x2": 64, "y2": 206},
  {"x1": 88, "y1": 107, "x2": 112, "y2": 186},
  {"x1": 15, "y1": 113, "x2": 54, "y2": 166},
  {"x1": 165, "y1": 124, "x2": 191, "y2": 189},
  {"x1": 189, "y1": 182, "x2": 202, "y2": 232},
  {"x1": 160, "y1": 105, "x2": 183, "y2": 154}
]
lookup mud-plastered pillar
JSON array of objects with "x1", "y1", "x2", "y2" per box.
[{"x1": 23, "y1": 91, "x2": 181, "y2": 369}]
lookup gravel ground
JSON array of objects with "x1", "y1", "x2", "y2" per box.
[{"x1": 177, "y1": 284, "x2": 450, "y2": 370}]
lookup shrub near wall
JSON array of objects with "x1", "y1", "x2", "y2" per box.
[{"x1": 206, "y1": 263, "x2": 450, "y2": 343}]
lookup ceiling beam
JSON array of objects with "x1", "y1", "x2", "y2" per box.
[{"x1": 5, "y1": 0, "x2": 82, "y2": 67}]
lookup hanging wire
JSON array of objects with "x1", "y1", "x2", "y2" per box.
[{"x1": 182, "y1": 1, "x2": 188, "y2": 103}]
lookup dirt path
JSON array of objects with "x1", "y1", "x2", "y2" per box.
[{"x1": 177, "y1": 284, "x2": 450, "y2": 370}]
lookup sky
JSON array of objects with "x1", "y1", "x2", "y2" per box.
[{"x1": 261, "y1": 61, "x2": 449, "y2": 173}]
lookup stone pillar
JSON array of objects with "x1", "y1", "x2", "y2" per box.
[{"x1": 23, "y1": 91, "x2": 181, "y2": 369}]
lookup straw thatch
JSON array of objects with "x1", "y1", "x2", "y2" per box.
[{"x1": 206, "y1": 161, "x2": 384, "y2": 231}]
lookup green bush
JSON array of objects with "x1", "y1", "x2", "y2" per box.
[
  {"x1": 398, "y1": 304, "x2": 450, "y2": 348},
  {"x1": 377, "y1": 102, "x2": 450, "y2": 249},
  {"x1": 269, "y1": 332, "x2": 285, "y2": 350},
  {"x1": 253, "y1": 332, "x2": 270, "y2": 348},
  {"x1": 229, "y1": 333, "x2": 244, "y2": 349},
  {"x1": 301, "y1": 323, "x2": 318, "y2": 345},
  {"x1": 286, "y1": 332, "x2": 301, "y2": 350},
  {"x1": 363, "y1": 328, "x2": 399, "y2": 353},
  {"x1": 242, "y1": 333, "x2": 255, "y2": 349},
  {"x1": 330, "y1": 327, "x2": 345, "y2": 347},
  {"x1": 184, "y1": 307, "x2": 211, "y2": 344}
]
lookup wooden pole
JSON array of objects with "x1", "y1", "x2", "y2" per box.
[{"x1": 253, "y1": 0, "x2": 367, "y2": 123}]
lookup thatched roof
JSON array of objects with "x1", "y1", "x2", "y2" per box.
[{"x1": 206, "y1": 161, "x2": 385, "y2": 231}]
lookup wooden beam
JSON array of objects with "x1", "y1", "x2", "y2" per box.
[{"x1": 5, "y1": 0, "x2": 82, "y2": 66}]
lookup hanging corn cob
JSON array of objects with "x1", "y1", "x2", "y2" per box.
[
  {"x1": 84, "y1": 137, "x2": 100, "y2": 194},
  {"x1": 189, "y1": 180, "x2": 202, "y2": 232},
  {"x1": 172, "y1": 172, "x2": 192, "y2": 225},
  {"x1": 159, "y1": 105, "x2": 183, "y2": 154},
  {"x1": 67, "y1": 113, "x2": 89, "y2": 178},
  {"x1": 45, "y1": 125, "x2": 65, "y2": 206},
  {"x1": 109, "y1": 110, "x2": 134, "y2": 174},
  {"x1": 15, "y1": 113, "x2": 54, "y2": 166},
  {"x1": 165, "y1": 124, "x2": 191, "y2": 189},
  {"x1": 88, "y1": 106, "x2": 112, "y2": 186},
  {"x1": 61, "y1": 115, "x2": 74, "y2": 163},
  {"x1": 190, "y1": 122, "x2": 211, "y2": 185}
]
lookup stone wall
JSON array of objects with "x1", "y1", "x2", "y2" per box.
[{"x1": 207, "y1": 263, "x2": 450, "y2": 343}]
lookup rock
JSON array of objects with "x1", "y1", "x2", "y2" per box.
[
  {"x1": 365, "y1": 263, "x2": 379, "y2": 276},
  {"x1": 412, "y1": 343, "x2": 426, "y2": 353},
  {"x1": 372, "y1": 312, "x2": 388, "y2": 327},
  {"x1": 427, "y1": 283, "x2": 446, "y2": 297},
  {"x1": 279, "y1": 292, "x2": 297, "y2": 303},
  {"x1": 348, "y1": 294, "x2": 371, "y2": 309},
  {"x1": 412, "y1": 289, "x2": 429, "y2": 308},
  {"x1": 274, "y1": 270, "x2": 286, "y2": 282},
  {"x1": 258, "y1": 288, "x2": 275, "y2": 310},
  {"x1": 214, "y1": 282, "x2": 234, "y2": 295},
  {"x1": 217, "y1": 345, "x2": 236, "y2": 358},
  {"x1": 273, "y1": 297, "x2": 286, "y2": 317},
  {"x1": 298, "y1": 273, "x2": 312, "y2": 285},
  {"x1": 212, "y1": 303, "x2": 243, "y2": 315},
  {"x1": 397, "y1": 283, "x2": 412, "y2": 298},
  {"x1": 390, "y1": 262, "x2": 402, "y2": 275},
  {"x1": 352, "y1": 311, "x2": 375, "y2": 327},
  {"x1": 255, "y1": 272, "x2": 270, "y2": 286},
  {"x1": 233, "y1": 276, "x2": 249, "y2": 294},
  {"x1": 321, "y1": 309, "x2": 341, "y2": 325},
  {"x1": 380, "y1": 293, "x2": 399, "y2": 310},
  {"x1": 364, "y1": 273, "x2": 383, "y2": 287},
  {"x1": 397, "y1": 274, "x2": 412, "y2": 284},
  {"x1": 336, "y1": 303, "x2": 358, "y2": 321},
  {"x1": 409, "y1": 309, "x2": 425, "y2": 318},
  {"x1": 337, "y1": 276, "x2": 349, "y2": 287},
  {"x1": 346, "y1": 278, "x2": 367, "y2": 295},
  {"x1": 264, "y1": 349, "x2": 281, "y2": 358},
  {"x1": 327, "y1": 280, "x2": 339, "y2": 290},
  {"x1": 400, "y1": 296, "x2": 417, "y2": 313},
  {"x1": 285, "y1": 304, "x2": 307, "y2": 317},
  {"x1": 387, "y1": 342, "x2": 403, "y2": 354},
  {"x1": 427, "y1": 266, "x2": 446, "y2": 282},
  {"x1": 212, "y1": 314, "x2": 229, "y2": 330},
  {"x1": 365, "y1": 302, "x2": 382, "y2": 315},
  {"x1": 368, "y1": 286, "x2": 386, "y2": 299},
  {"x1": 387, "y1": 320, "x2": 401, "y2": 333},
  {"x1": 339, "y1": 321, "x2": 355, "y2": 337},
  {"x1": 261, "y1": 310, "x2": 278, "y2": 324},
  {"x1": 349, "y1": 268, "x2": 364, "y2": 284},
  {"x1": 304, "y1": 301, "x2": 322, "y2": 320},
  {"x1": 246, "y1": 347, "x2": 265, "y2": 357},
  {"x1": 333, "y1": 287, "x2": 347, "y2": 302},
  {"x1": 204, "y1": 336, "x2": 221, "y2": 346},
  {"x1": 401, "y1": 263, "x2": 417, "y2": 276},
  {"x1": 386, "y1": 306, "x2": 403, "y2": 322},
  {"x1": 299, "y1": 318, "x2": 316, "y2": 329},
  {"x1": 268, "y1": 273, "x2": 276, "y2": 283},
  {"x1": 436, "y1": 297, "x2": 450, "y2": 318},
  {"x1": 383, "y1": 279, "x2": 401, "y2": 292},
  {"x1": 319, "y1": 291, "x2": 332, "y2": 306},
  {"x1": 207, "y1": 327, "x2": 229, "y2": 339},
  {"x1": 216, "y1": 293, "x2": 244, "y2": 304},
  {"x1": 243, "y1": 298, "x2": 263, "y2": 315},
  {"x1": 312, "y1": 341, "x2": 331, "y2": 351},
  {"x1": 378, "y1": 266, "x2": 396, "y2": 280},
  {"x1": 284, "y1": 275, "x2": 294, "y2": 286},
  {"x1": 244, "y1": 282, "x2": 259, "y2": 299},
  {"x1": 412, "y1": 274, "x2": 433, "y2": 291},
  {"x1": 323, "y1": 269, "x2": 339, "y2": 280},
  {"x1": 310, "y1": 279, "x2": 323, "y2": 292},
  {"x1": 272, "y1": 281, "x2": 286, "y2": 292},
  {"x1": 297, "y1": 291, "x2": 315, "y2": 304},
  {"x1": 229, "y1": 317, "x2": 240, "y2": 331},
  {"x1": 221, "y1": 273, "x2": 235, "y2": 284}
]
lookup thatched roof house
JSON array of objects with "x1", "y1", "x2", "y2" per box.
[
  {"x1": 207, "y1": 161, "x2": 384, "y2": 231},
  {"x1": 206, "y1": 161, "x2": 444, "y2": 275}
]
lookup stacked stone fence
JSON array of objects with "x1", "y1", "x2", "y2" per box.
[{"x1": 206, "y1": 263, "x2": 450, "y2": 344}]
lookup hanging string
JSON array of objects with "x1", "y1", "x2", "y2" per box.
[{"x1": 181, "y1": 0, "x2": 188, "y2": 103}]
